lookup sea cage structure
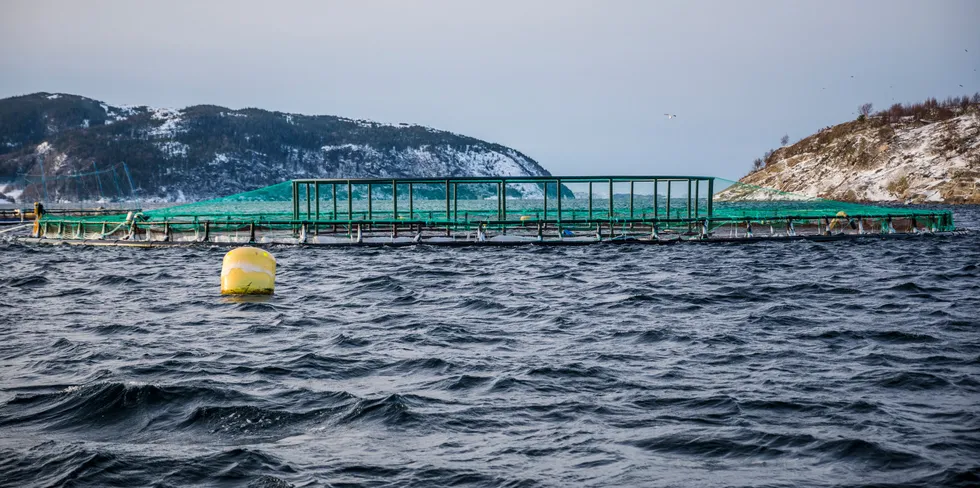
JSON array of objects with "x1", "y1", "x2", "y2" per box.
[{"x1": 26, "y1": 175, "x2": 956, "y2": 246}]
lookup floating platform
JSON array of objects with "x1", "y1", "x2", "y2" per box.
[{"x1": 21, "y1": 176, "x2": 957, "y2": 247}]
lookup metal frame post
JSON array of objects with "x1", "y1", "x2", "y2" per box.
[
  {"x1": 653, "y1": 179, "x2": 658, "y2": 220},
  {"x1": 315, "y1": 182, "x2": 320, "y2": 220},
  {"x1": 707, "y1": 178, "x2": 714, "y2": 221},
  {"x1": 291, "y1": 181, "x2": 299, "y2": 220},
  {"x1": 543, "y1": 181, "x2": 548, "y2": 221},
  {"x1": 501, "y1": 180, "x2": 507, "y2": 221},
  {"x1": 392, "y1": 181, "x2": 398, "y2": 220},
  {"x1": 556, "y1": 179, "x2": 562, "y2": 223},
  {"x1": 367, "y1": 183, "x2": 373, "y2": 220},
  {"x1": 588, "y1": 182, "x2": 593, "y2": 220},
  {"x1": 687, "y1": 179, "x2": 692, "y2": 222},
  {"x1": 608, "y1": 179, "x2": 614, "y2": 219},
  {"x1": 445, "y1": 179, "x2": 451, "y2": 222},
  {"x1": 409, "y1": 182, "x2": 414, "y2": 219},
  {"x1": 629, "y1": 181, "x2": 634, "y2": 220},
  {"x1": 694, "y1": 179, "x2": 699, "y2": 218}
]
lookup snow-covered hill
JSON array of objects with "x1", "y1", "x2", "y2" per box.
[
  {"x1": 0, "y1": 93, "x2": 555, "y2": 203},
  {"x1": 720, "y1": 101, "x2": 980, "y2": 203}
]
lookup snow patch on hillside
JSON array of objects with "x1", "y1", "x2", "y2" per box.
[
  {"x1": 148, "y1": 108, "x2": 185, "y2": 138},
  {"x1": 100, "y1": 103, "x2": 140, "y2": 125},
  {"x1": 209, "y1": 153, "x2": 231, "y2": 166},
  {"x1": 0, "y1": 183, "x2": 24, "y2": 202},
  {"x1": 156, "y1": 141, "x2": 189, "y2": 158}
]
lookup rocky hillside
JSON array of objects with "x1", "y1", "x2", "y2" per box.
[
  {"x1": 721, "y1": 96, "x2": 980, "y2": 203},
  {"x1": 0, "y1": 93, "x2": 558, "y2": 203}
]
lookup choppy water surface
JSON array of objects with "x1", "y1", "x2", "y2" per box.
[{"x1": 1, "y1": 207, "x2": 979, "y2": 488}]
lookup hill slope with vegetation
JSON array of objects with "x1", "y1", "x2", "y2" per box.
[
  {"x1": 723, "y1": 94, "x2": 980, "y2": 203},
  {"x1": 0, "y1": 93, "x2": 556, "y2": 203}
]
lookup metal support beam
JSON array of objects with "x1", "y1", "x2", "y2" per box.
[
  {"x1": 367, "y1": 183, "x2": 373, "y2": 220},
  {"x1": 291, "y1": 181, "x2": 299, "y2": 221},
  {"x1": 543, "y1": 181, "x2": 548, "y2": 221},
  {"x1": 653, "y1": 179, "x2": 658, "y2": 220},
  {"x1": 588, "y1": 182, "x2": 593, "y2": 220},
  {"x1": 608, "y1": 179, "x2": 614, "y2": 219},
  {"x1": 694, "y1": 180, "x2": 699, "y2": 218},
  {"x1": 707, "y1": 178, "x2": 714, "y2": 221},
  {"x1": 392, "y1": 181, "x2": 398, "y2": 220},
  {"x1": 629, "y1": 181, "x2": 634, "y2": 219},
  {"x1": 501, "y1": 180, "x2": 507, "y2": 222},
  {"x1": 556, "y1": 179, "x2": 563, "y2": 223},
  {"x1": 687, "y1": 179, "x2": 692, "y2": 222}
]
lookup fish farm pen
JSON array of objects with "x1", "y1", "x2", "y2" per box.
[{"x1": 20, "y1": 176, "x2": 958, "y2": 247}]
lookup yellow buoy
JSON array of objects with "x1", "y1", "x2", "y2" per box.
[
  {"x1": 520, "y1": 215, "x2": 532, "y2": 221},
  {"x1": 221, "y1": 247, "x2": 276, "y2": 295}
]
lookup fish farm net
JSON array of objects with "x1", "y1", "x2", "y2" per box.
[{"x1": 30, "y1": 176, "x2": 956, "y2": 244}]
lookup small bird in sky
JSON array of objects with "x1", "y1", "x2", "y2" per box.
[
  {"x1": 664, "y1": 114, "x2": 677, "y2": 119},
  {"x1": 960, "y1": 84, "x2": 964, "y2": 87},
  {"x1": 850, "y1": 75, "x2": 854, "y2": 78}
]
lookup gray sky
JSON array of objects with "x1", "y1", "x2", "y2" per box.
[{"x1": 1, "y1": 0, "x2": 977, "y2": 180}]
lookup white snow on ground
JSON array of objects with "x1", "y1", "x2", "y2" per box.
[
  {"x1": 46, "y1": 94, "x2": 60, "y2": 100},
  {"x1": 322, "y1": 144, "x2": 369, "y2": 152},
  {"x1": 720, "y1": 112, "x2": 980, "y2": 202},
  {"x1": 209, "y1": 153, "x2": 231, "y2": 166},
  {"x1": 34, "y1": 142, "x2": 69, "y2": 172},
  {"x1": 147, "y1": 108, "x2": 186, "y2": 138},
  {"x1": 337, "y1": 116, "x2": 402, "y2": 129},
  {"x1": 81, "y1": 119, "x2": 89, "y2": 128},
  {"x1": 4, "y1": 142, "x2": 18, "y2": 148},
  {"x1": 100, "y1": 103, "x2": 140, "y2": 124},
  {"x1": 155, "y1": 141, "x2": 190, "y2": 158},
  {"x1": 0, "y1": 184, "x2": 24, "y2": 202}
]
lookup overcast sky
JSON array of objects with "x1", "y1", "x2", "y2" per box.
[{"x1": 1, "y1": 0, "x2": 977, "y2": 180}]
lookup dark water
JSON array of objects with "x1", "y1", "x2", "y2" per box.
[{"x1": 1, "y1": 207, "x2": 979, "y2": 488}]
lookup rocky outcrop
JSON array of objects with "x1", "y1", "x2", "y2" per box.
[{"x1": 721, "y1": 102, "x2": 980, "y2": 203}]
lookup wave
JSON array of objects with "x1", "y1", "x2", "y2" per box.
[
  {"x1": 806, "y1": 438, "x2": 929, "y2": 470},
  {"x1": 0, "y1": 382, "x2": 253, "y2": 434}
]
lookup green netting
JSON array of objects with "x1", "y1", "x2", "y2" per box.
[
  {"x1": 711, "y1": 177, "x2": 946, "y2": 219},
  {"x1": 145, "y1": 181, "x2": 295, "y2": 221}
]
